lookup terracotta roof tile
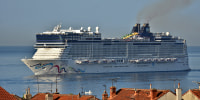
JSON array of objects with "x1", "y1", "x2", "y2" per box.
[
  {"x1": 0, "y1": 86, "x2": 17, "y2": 100},
  {"x1": 190, "y1": 89, "x2": 200, "y2": 99},
  {"x1": 31, "y1": 93, "x2": 99, "y2": 100},
  {"x1": 31, "y1": 93, "x2": 45, "y2": 100},
  {"x1": 109, "y1": 88, "x2": 171, "y2": 100}
]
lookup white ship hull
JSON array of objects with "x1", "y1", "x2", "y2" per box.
[
  {"x1": 22, "y1": 23, "x2": 190, "y2": 75},
  {"x1": 22, "y1": 58, "x2": 190, "y2": 75}
]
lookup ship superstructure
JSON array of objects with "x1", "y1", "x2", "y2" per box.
[{"x1": 22, "y1": 23, "x2": 190, "y2": 75}]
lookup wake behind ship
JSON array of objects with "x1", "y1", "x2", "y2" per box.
[{"x1": 21, "y1": 23, "x2": 190, "y2": 75}]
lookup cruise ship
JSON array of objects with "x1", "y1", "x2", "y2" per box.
[{"x1": 21, "y1": 23, "x2": 190, "y2": 75}]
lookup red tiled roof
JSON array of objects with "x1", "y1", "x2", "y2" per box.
[
  {"x1": 31, "y1": 93, "x2": 99, "y2": 100},
  {"x1": 0, "y1": 86, "x2": 17, "y2": 100},
  {"x1": 190, "y1": 89, "x2": 200, "y2": 99},
  {"x1": 109, "y1": 88, "x2": 171, "y2": 100},
  {"x1": 31, "y1": 93, "x2": 45, "y2": 100}
]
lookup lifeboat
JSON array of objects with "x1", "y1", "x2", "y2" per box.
[
  {"x1": 111, "y1": 59, "x2": 116, "y2": 63},
  {"x1": 75, "y1": 60, "x2": 82, "y2": 64},
  {"x1": 98, "y1": 59, "x2": 108, "y2": 64},
  {"x1": 80, "y1": 60, "x2": 89, "y2": 64},
  {"x1": 107, "y1": 59, "x2": 115, "y2": 63},
  {"x1": 102, "y1": 59, "x2": 108, "y2": 64},
  {"x1": 93, "y1": 60, "x2": 98, "y2": 64},
  {"x1": 129, "y1": 60, "x2": 135, "y2": 63},
  {"x1": 135, "y1": 59, "x2": 139, "y2": 63}
]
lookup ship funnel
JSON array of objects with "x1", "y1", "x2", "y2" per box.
[
  {"x1": 141, "y1": 23, "x2": 150, "y2": 33},
  {"x1": 131, "y1": 23, "x2": 140, "y2": 33}
]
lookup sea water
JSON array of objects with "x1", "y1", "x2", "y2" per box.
[{"x1": 0, "y1": 46, "x2": 200, "y2": 99}]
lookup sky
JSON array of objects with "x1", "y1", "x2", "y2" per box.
[{"x1": 0, "y1": 0, "x2": 199, "y2": 46}]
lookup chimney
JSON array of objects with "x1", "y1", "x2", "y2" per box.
[
  {"x1": 132, "y1": 23, "x2": 140, "y2": 33},
  {"x1": 150, "y1": 83, "x2": 152, "y2": 89},
  {"x1": 199, "y1": 83, "x2": 200, "y2": 90},
  {"x1": 77, "y1": 93, "x2": 81, "y2": 99},
  {"x1": 102, "y1": 90, "x2": 108, "y2": 100},
  {"x1": 25, "y1": 88, "x2": 28, "y2": 94},
  {"x1": 45, "y1": 93, "x2": 53, "y2": 100},
  {"x1": 109, "y1": 86, "x2": 116, "y2": 99},
  {"x1": 93, "y1": 96, "x2": 96, "y2": 100},
  {"x1": 150, "y1": 89, "x2": 157, "y2": 100},
  {"x1": 141, "y1": 23, "x2": 150, "y2": 33},
  {"x1": 24, "y1": 87, "x2": 32, "y2": 100},
  {"x1": 28, "y1": 87, "x2": 30, "y2": 94},
  {"x1": 134, "y1": 89, "x2": 139, "y2": 96},
  {"x1": 176, "y1": 83, "x2": 182, "y2": 100},
  {"x1": 178, "y1": 83, "x2": 180, "y2": 88}
]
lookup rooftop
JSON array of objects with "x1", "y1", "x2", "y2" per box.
[
  {"x1": 109, "y1": 88, "x2": 173, "y2": 100},
  {"x1": 31, "y1": 93, "x2": 99, "y2": 100},
  {"x1": 0, "y1": 86, "x2": 18, "y2": 100}
]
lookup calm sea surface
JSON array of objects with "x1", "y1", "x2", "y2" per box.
[{"x1": 0, "y1": 46, "x2": 200, "y2": 98}]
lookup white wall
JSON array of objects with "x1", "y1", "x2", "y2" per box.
[{"x1": 158, "y1": 92, "x2": 176, "y2": 100}]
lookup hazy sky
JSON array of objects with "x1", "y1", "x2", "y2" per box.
[{"x1": 0, "y1": 0, "x2": 199, "y2": 46}]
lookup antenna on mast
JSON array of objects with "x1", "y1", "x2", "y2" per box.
[
  {"x1": 103, "y1": 84, "x2": 106, "y2": 91},
  {"x1": 55, "y1": 75, "x2": 59, "y2": 94},
  {"x1": 48, "y1": 82, "x2": 53, "y2": 93},
  {"x1": 81, "y1": 87, "x2": 84, "y2": 95},
  {"x1": 110, "y1": 77, "x2": 120, "y2": 87},
  {"x1": 169, "y1": 79, "x2": 180, "y2": 90}
]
